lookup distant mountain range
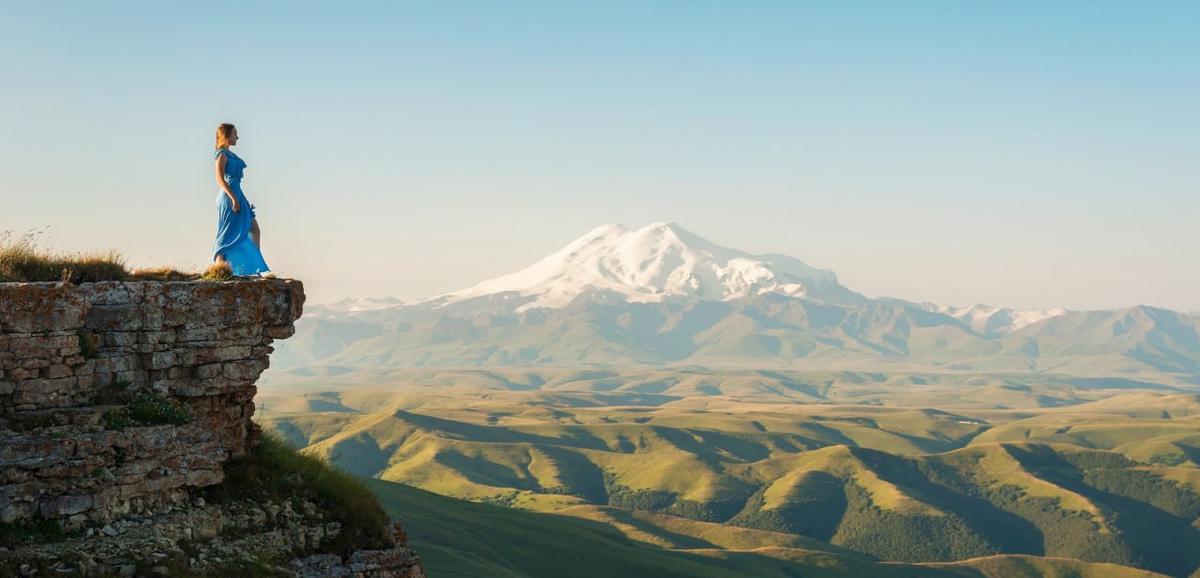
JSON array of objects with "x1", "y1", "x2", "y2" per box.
[{"x1": 274, "y1": 222, "x2": 1200, "y2": 383}]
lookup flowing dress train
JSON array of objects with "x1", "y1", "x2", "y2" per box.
[{"x1": 212, "y1": 148, "x2": 269, "y2": 276}]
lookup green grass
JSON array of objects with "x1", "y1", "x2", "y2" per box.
[
  {"x1": 267, "y1": 401, "x2": 988, "y2": 508},
  {"x1": 971, "y1": 413, "x2": 1200, "y2": 467},
  {"x1": 934, "y1": 555, "x2": 1170, "y2": 578},
  {"x1": 366, "y1": 478, "x2": 882, "y2": 578},
  {"x1": 127, "y1": 394, "x2": 193, "y2": 425},
  {"x1": 264, "y1": 390, "x2": 1200, "y2": 577},
  {"x1": 103, "y1": 394, "x2": 193, "y2": 429},
  {"x1": 205, "y1": 433, "x2": 392, "y2": 555},
  {"x1": 366, "y1": 478, "x2": 1169, "y2": 578}
]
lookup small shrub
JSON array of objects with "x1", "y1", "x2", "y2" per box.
[
  {"x1": 103, "y1": 394, "x2": 192, "y2": 429},
  {"x1": 102, "y1": 408, "x2": 133, "y2": 430},
  {"x1": 202, "y1": 261, "x2": 234, "y2": 281},
  {"x1": 206, "y1": 433, "x2": 392, "y2": 554},
  {"x1": 127, "y1": 394, "x2": 193, "y2": 426}
]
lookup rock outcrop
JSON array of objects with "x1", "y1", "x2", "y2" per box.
[{"x1": 0, "y1": 279, "x2": 424, "y2": 577}]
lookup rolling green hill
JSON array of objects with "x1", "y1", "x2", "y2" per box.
[
  {"x1": 970, "y1": 394, "x2": 1200, "y2": 466},
  {"x1": 259, "y1": 366, "x2": 1189, "y2": 410},
  {"x1": 370, "y1": 478, "x2": 1169, "y2": 578},
  {"x1": 261, "y1": 383, "x2": 1200, "y2": 576}
]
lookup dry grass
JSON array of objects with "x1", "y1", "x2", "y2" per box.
[
  {"x1": 129, "y1": 266, "x2": 200, "y2": 281},
  {"x1": 201, "y1": 261, "x2": 234, "y2": 281},
  {"x1": 2, "y1": 230, "x2": 244, "y2": 284},
  {"x1": 0, "y1": 230, "x2": 128, "y2": 283}
]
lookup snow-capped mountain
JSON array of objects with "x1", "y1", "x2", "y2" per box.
[
  {"x1": 931, "y1": 304, "x2": 1069, "y2": 336},
  {"x1": 277, "y1": 223, "x2": 1200, "y2": 381},
  {"x1": 429, "y1": 222, "x2": 861, "y2": 311}
]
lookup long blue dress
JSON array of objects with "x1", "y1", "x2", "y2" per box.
[{"x1": 212, "y1": 148, "x2": 270, "y2": 276}]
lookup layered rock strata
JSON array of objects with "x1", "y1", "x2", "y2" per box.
[
  {"x1": 0, "y1": 279, "x2": 424, "y2": 577},
  {"x1": 0, "y1": 280, "x2": 303, "y2": 525},
  {"x1": 3, "y1": 496, "x2": 425, "y2": 577}
]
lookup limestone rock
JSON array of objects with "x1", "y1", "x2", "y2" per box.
[{"x1": 0, "y1": 279, "x2": 424, "y2": 578}]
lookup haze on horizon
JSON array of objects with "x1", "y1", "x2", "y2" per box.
[{"x1": 2, "y1": 1, "x2": 1197, "y2": 312}]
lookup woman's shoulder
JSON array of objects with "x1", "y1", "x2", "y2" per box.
[{"x1": 214, "y1": 148, "x2": 228, "y2": 160}]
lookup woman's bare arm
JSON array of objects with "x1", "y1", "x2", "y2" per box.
[{"x1": 214, "y1": 153, "x2": 240, "y2": 213}]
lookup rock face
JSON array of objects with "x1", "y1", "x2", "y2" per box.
[
  {"x1": 0, "y1": 279, "x2": 303, "y2": 525},
  {"x1": 0, "y1": 279, "x2": 424, "y2": 577}
]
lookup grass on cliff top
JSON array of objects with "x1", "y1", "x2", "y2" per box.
[
  {"x1": 0, "y1": 230, "x2": 128, "y2": 283},
  {"x1": 206, "y1": 432, "x2": 392, "y2": 555},
  {"x1": 1, "y1": 230, "x2": 233, "y2": 283}
]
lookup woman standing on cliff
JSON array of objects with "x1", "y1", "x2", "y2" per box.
[{"x1": 213, "y1": 123, "x2": 272, "y2": 277}]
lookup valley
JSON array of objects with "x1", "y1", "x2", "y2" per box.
[
  {"x1": 368, "y1": 477, "x2": 1170, "y2": 578},
  {"x1": 259, "y1": 370, "x2": 1200, "y2": 577}
]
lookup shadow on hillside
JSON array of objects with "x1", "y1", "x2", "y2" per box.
[{"x1": 1063, "y1": 377, "x2": 1180, "y2": 391}]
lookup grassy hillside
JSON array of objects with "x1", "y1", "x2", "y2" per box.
[
  {"x1": 259, "y1": 366, "x2": 1191, "y2": 410},
  {"x1": 368, "y1": 479, "x2": 1168, "y2": 578},
  {"x1": 729, "y1": 442, "x2": 1200, "y2": 575},
  {"x1": 970, "y1": 395, "x2": 1200, "y2": 466},
  {"x1": 262, "y1": 384, "x2": 1200, "y2": 576}
]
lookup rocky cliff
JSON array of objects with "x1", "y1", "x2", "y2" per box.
[{"x1": 0, "y1": 279, "x2": 424, "y2": 577}]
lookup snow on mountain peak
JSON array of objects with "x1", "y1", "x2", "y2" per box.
[
  {"x1": 435, "y1": 222, "x2": 853, "y2": 311},
  {"x1": 935, "y1": 303, "x2": 1069, "y2": 333}
]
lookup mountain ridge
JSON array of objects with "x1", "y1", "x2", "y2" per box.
[{"x1": 275, "y1": 223, "x2": 1200, "y2": 381}]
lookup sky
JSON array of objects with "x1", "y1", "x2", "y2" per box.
[{"x1": 2, "y1": 1, "x2": 1197, "y2": 311}]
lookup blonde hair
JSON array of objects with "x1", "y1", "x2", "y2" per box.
[{"x1": 215, "y1": 123, "x2": 237, "y2": 150}]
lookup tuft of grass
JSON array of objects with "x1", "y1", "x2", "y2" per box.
[
  {"x1": 0, "y1": 230, "x2": 128, "y2": 283},
  {"x1": 102, "y1": 408, "x2": 132, "y2": 430},
  {"x1": 103, "y1": 394, "x2": 193, "y2": 430},
  {"x1": 201, "y1": 261, "x2": 234, "y2": 281},
  {"x1": 206, "y1": 433, "x2": 392, "y2": 555},
  {"x1": 1, "y1": 230, "x2": 239, "y2": 284},
  {"x1": 130, "y1": 266, "x2": 200, "y2": 281},
  {"x1": 128, "y1": 394, "x2": 193, "y2": 425}
]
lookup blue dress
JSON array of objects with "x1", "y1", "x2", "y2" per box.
[{"x1": 212, "y1": 148, "x2": 270, "y2": 276}]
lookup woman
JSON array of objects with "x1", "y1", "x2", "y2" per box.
[{"x1": 212, "y1": 123, "x2": 271, "y2": 276}]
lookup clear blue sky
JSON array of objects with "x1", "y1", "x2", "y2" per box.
[{"x1": 3, "y1": 1, "x2": 1197, "y2": 310}]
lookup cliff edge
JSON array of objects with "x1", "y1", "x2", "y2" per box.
[{"x1": 0, "y1": 279, "x2": 424, "y2": 577}]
